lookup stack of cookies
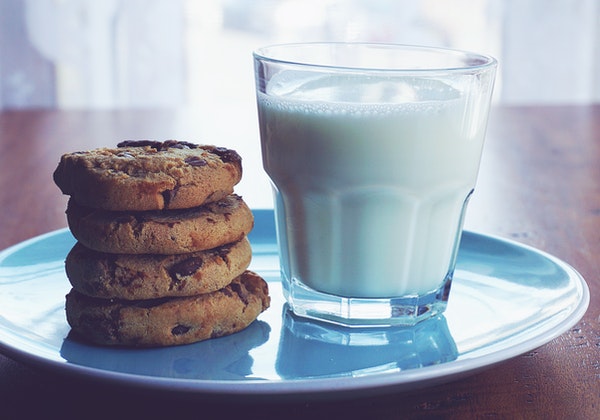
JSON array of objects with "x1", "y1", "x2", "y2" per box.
[{"x1": 53, "y1": 140, "x2": 270, "y2": 347}]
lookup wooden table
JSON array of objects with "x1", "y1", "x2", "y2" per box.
[{"x1": 0, "y1": 106, "x2": 598, "y2": 419}]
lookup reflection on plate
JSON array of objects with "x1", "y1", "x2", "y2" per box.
[
  {"x1": 277, "y1": 308, "x2": 458, "y2": 379},
  {"x1": 0, "y1": 210, "x2": 590, "y2": 399}
]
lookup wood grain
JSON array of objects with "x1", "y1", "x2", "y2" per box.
[{"x1": 0, "y1": 106, "x2": 598, "y2": 419}]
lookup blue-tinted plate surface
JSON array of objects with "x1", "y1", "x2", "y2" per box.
[{"x1": 0, "y1": 210, "x2": 589, "y2": 399}]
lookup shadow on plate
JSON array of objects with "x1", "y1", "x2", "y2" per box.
[{"x1": 60, "y1": 320, "x2": 271, "y2": 380}]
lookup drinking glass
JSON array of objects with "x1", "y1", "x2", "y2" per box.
[{"x1": 254, "y1": 43, "x2": 497, "y2": 326}]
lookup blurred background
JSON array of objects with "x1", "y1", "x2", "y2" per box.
[
  {"x1": 1, "y1": 0, "x2": 598, "y2": 110},
  {"x1": 1, "y1": 0, "x2": 598, "y2": 209}
]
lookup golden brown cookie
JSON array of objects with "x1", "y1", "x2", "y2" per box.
[
  {"x1": 66, "y1": 194, "x2": 254, "y2": 254},
  {"x1": 65, "y1": 271, "x2": 271, "y2": 347},
  {"x1": 53, "y1": 140, "x2": 243, "y2": 211},
  {"x1": 65, "y1": 237, "x2": 252, "y2": 300}
]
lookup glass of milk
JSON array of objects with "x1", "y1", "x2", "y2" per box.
[{"x1": 253, "y1": 43, "x2": 497, "y2": 326}]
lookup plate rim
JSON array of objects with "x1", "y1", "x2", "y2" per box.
[{"x1": 0, "y1": 226, "x2": 590, "y2": 398}]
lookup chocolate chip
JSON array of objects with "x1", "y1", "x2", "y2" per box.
[
  {"x1": 214, "y1": 244, "x2": 232, "y2": 263},
  {"x1": 230, "y1": 282, "x2": 250, "y2": 305},
  {"x1": 105, "y1": 255, "x2": 143, "y2": 288},
  {"x1": 117, "y1": 140, "x2": 200, "y2": 151},
  {"x1": 164, "y1": 140, "x2": 199, "y2": 150},
  {"x1": 184, "y1": 156, "x2": 208, "y2": 167},
  {"x1": 171, "y1": 325, "x2": 191, "y2": 335},
  {"x1": 220, "y1": 288, "x2": 233, "y2": 298},
  {"x1": 207, "y1": 146, "x2": 241, "y2": 164},
  {"x1": 117, "y1": 140, "x2": 163, "y2": 149},
  {"x1": 170, "y1": 257, "x2": 204, "y2": 278}
]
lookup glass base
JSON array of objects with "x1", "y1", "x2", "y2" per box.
[{"x1": 282, "y1": 274, "x2": 453, "y2": 327}]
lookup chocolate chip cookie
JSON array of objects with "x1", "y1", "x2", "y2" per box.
[
  {"x1": 53, "y1": 140, "x2": 243, "y2": 211},
  {"x1": 65, "y1": 271, "x2": 271, "y2": 347},
  {"x1": 66, "y1": 194, "x2": 254, "y2": 254},
  {"x1": 65, "y1": 237, "x2": 252, "y2": 300}
]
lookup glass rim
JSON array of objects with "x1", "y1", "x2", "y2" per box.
[{"x1": 253, "y1": 42, "x2": 497, "y2": 74}]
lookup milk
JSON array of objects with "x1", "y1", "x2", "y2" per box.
[{"x1": 258, "y1": 73, "x2": 488, "y2": 298}]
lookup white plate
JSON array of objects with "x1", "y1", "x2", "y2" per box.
[{"x1": 0, "y1": 210, "x2": 589, "y2": 399}]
